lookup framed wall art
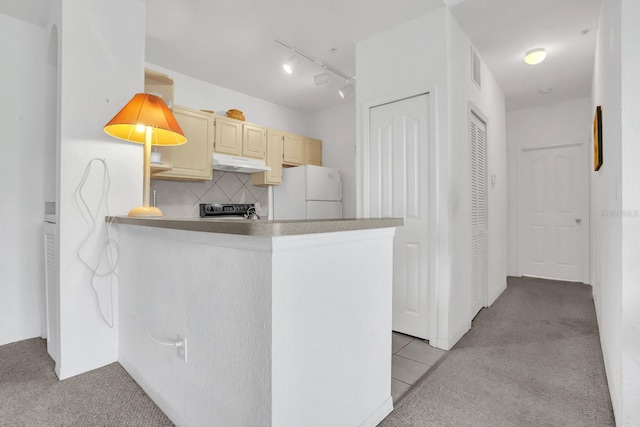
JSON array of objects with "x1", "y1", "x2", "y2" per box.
[{"x1": 594, "y1": 105, "x2": 603, "y2": 171}]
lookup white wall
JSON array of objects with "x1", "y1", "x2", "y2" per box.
[
  {"x1": 446, "y1": 12, "x2": 508, "y2": 347},
  {"x1": 592, "y1": 0, "x2": 640, "y2": 424},
  {"x1": 356, "y1": 9, "x2": 451, "y2": 347},
  {"x1": 619, "y1": 1, "x2": 640, "y2": 423},
  {"x1": 356, "y1": 8, "x2": 507, "y2": 349},
  {"x1": 146, "y1": 63, "x2": 310, "y2": 136},
  {"x1": 117, "y1": 225, "x2": 395, "y2": 426},
  {"x1": 591, "y1": 0, "x2": 623, "y2": 419},
  {"x1": 506, "y1": 98, "x2": 592, "y2": 279},
  {"x1": 118, "y1": 226, "x2": 273, "y2": 426},
  {"x1": 54, "y1": 0, "x2": 145, "y2": 379},
  {"x1": 0, "y1": 13, "x2": 46, "y2": 346},
  {"x1": 468, "y1": 46, "x2": 508, "y2": 308},
  {"x1": 308, "y1": 101, "x2": 356, "y2": 217}
]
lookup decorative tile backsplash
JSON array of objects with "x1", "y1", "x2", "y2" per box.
[{"x1": 151, "y1": 170, "x2": 269, "y2": 218}]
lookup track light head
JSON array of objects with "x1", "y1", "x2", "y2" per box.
[
  {"x1": 283, "y1": 54, "x2": 300, "y2": 74},
  {"x1": 314, "y1": 72, "x2": 331, "y2": 86},
  {"x1": 338, "y1": 83, "x2": 354, "y2": 99}
]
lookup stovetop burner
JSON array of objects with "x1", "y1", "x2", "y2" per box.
[{"x1": 199, "y1": 203, "x2": 255, "y2": 218}]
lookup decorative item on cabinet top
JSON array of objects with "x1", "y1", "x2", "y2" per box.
[
  {"x1": 144, "y1": 68, "x2": 174, "y2": 109},
  {"x1": 226, "y1": 109, "x2": 245, "y2": 121}
]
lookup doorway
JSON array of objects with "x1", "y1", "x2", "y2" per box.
[
  {"x1": 518, "y1": 143, "x2": 589, "y2": 282},
  {"x1": 367, "y1": 94, "x2": 431, "y2": 339}
]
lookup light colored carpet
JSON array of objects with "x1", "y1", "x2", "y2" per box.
[
  {"x1": 0, "y1": 338, "x2": 173, "y2": 426},
  {"x1": 380, "y1": 276, "x2": 615, "y2": 427}
]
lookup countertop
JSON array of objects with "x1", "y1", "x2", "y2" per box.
[{"x1": 108, "y1": 216, "x2": 403, "y2": 237}]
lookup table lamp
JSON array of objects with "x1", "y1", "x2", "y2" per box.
[{"x1": 103, "y1": 93, "x2": 186, "y2": 217}]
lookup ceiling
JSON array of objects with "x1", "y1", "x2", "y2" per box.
[
  {"x1": 448, "y1": 0, "x2": 602, "y2": 111},
  {"x1": 145, "y1": 0, "x2": 445, "y2": 113},
  {"x1": 145, "y1": 0, "x2": 602, "y2": 113},
  {"x1": 0, "y1": 0, "x2": 49, "y2": 26},
  {"x1": 1, "y1": 0, "x2": 603, "y2": 113}
]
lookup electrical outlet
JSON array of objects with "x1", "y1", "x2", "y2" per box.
[{"x1": 177, "y1": 336, "x2": 188, "y2": 362}]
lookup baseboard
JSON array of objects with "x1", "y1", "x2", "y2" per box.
[
  {"x1": 57, "y1": 351, "x2": 118, "y2": 380},
  {"x1": 437, "y1": 322, "x2": 471, "y2": 350},
  {"x1": 592, "y1": 293, "x2": 621, "y2": 422},
  {"x1": 119, "y1": 356, "x2": 185, "y2": 427},
  {"x1": 488, "y1": 281, "x2": 508, "y2": 306},
  {"x1": 359, "y1": 396, "x2": 393, "y2": 427},
  {"x1": 0, "y1": 328, "x2": 42, "y2": 347}
]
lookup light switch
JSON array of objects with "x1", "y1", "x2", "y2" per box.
[{"x1": 491, "y1": 174, "x2": 496, "y2": 185}]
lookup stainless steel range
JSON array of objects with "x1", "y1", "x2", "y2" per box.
[{"x1": 199, "y1": 203, "x2": 258, "y2": 219}]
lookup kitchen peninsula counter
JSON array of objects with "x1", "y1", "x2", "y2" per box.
[
  {"x1": 109, "y1": 216, "x2": 402, "y2": 236},
  {"x1": 114, "y1": 215, "x2": 401, "y2": 427}
]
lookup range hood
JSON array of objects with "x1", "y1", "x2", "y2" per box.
[{"x1": 212, "y1": 153, "x2": 271, "y2": 174}]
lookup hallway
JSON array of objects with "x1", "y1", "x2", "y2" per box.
[{"x1": 380, "y1": 276, "x2": 614, "y2": 426}]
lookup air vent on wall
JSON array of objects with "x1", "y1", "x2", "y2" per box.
[{"x1": 471, "y1": 46, "x2": 481, "y2": 90}]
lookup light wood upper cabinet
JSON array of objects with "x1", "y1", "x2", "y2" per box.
[
  {"x1": 214, "y1": 116, "x2": 242, "y2": 156},
  {"x1": 252, "y1": 129, "x2": 284, "y2": 186},
  {"x1": 304, "y1": 137, "x2": 322, "y2": 166},
  {"x1": 152, "y1": 106, "x2": 214, "y2": 181},
  {"x1": 242, "y1": 123, "x2": 267, "y2": 159},
  {"x1": 214, "y1": 116, "x2": 266, "y2": 160},
  {"x1": 283, "y1": 132, "x2": 305, "y2": 166}
]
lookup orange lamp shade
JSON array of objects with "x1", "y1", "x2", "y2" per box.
[{"x1": 103, "y1": 93, "x2": 186, "y2": 146}]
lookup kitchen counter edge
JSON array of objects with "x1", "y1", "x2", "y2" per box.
[{"x1": 107, "y1": 216, "x2": 403, "y2": 237}]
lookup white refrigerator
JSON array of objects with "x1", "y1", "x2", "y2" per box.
[{"x1": 272, "y1": 165, "x2": 342, "y2": 220}]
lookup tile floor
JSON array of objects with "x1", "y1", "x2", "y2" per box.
[{"x1": 391, "y1": 332, "x2": 446, "y2": 403}]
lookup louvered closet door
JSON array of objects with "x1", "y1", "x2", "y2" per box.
[
  {"x1": 471, "y1": 112, "x2": 487, "y2": 319},
  {"x1": 44, "y1": 222, "x2": 60, "y2": 363}
]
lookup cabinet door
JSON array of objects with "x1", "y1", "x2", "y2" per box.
[
  {"x1": 283, "y1": 132, "x2": 304, "y2": 166},
  {"x1": 252, "y1": 129, "x2": 283, "y2": 186},
  {"x1": 242, "y1": 123, "x2": 266, "y2": 160},
  {"x1": 153, "y1": 106, "x2": 214, "y2": 181},
  {"x1": 214, "y1": 116, "x2": 242, "y2": 156},
  {"x1": 304, "y1": 137, "x2": 322, "y2": 166}
]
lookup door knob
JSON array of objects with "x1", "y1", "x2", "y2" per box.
[{"x1": 575, "y1": 218, "x2": 582, "y2": 224}]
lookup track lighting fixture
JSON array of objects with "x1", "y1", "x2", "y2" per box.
[
  {"x1": 275, "y1": 39, "x2": 355, "y2": 100},
  {"x1": 338, "y1": 83, "x2": 354, "y2": 99},
  {"x1": 283, "y1": 54, "x2": 300, "y2": 74},
  {"x1": 314, "y1": 72, "x2": 331, "y2": 86}
]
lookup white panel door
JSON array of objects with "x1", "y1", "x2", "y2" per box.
[
  {"x1": 369, "y1": 94, "x2": 430, "y2": 339},
  {"x1": 470, "y1": 112, "x2": 487, "y2": 319},
  {"x1": 519, "y1": 144, "x2": 588, "y2": 281}
]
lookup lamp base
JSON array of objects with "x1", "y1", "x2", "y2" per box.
[{"x1": 128, "y1": 205, "x2": 163, "y2": 217}]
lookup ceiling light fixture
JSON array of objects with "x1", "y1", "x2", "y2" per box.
[
  {"x1": 314, "y1": 72, "x2": 331, "y2": 86},
  {"x1": 275, "y1": 39, "x2": 355, "y2": 99},
  {"x1": 282, "y1": 54, "x2": 300, "y2": 74},
  {"x1": 524, "y1": 48, "x2": 547, "y2": 65}
]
